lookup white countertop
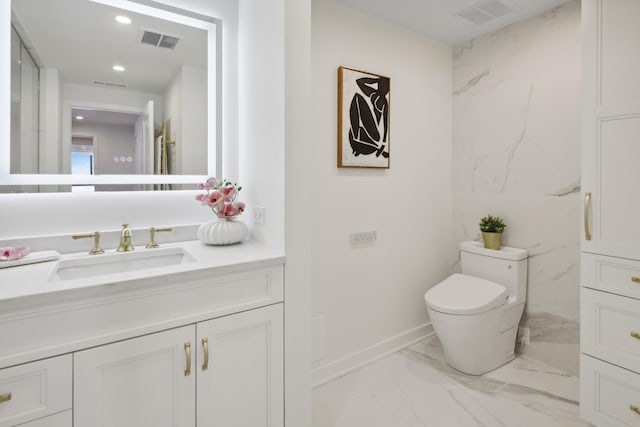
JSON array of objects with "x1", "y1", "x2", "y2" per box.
[{"x1": 0, "y1": 240, "x2": 285, "y2": 303}]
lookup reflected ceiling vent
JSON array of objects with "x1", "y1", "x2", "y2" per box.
[
  {"x1": 93, "y1": 80, "x2": 128, "y2": 88},
  {"x1": 139, "y1": 29, "x2": 180, "y2": 49},
  {"x1": 456, "y1": 0, "x2": 517, "y2": 26}
]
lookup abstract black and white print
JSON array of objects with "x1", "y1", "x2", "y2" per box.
[{"x1": 338, "y1": 66, "x2": 390, "y2": 168}]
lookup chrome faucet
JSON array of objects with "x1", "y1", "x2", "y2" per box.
[{"x1": 117, "y1": 224, "x2": 135, "y2": 252}]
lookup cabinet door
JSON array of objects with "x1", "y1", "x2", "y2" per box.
[
  {"x1": 74, "y1": 326, "x2": 195, "y2": 427},
  {"x1": 197, "y1": 304, "x2": 283, "y2": 427},
  {"x1": 582, "y1": 0, "x2": 640, "y2": 259}
]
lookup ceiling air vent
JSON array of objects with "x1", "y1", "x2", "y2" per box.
[
  {"x1": 93, "y1": 80, "x2": 128, "y2": 88},
  {"x1": 140, "y1": 29, "x2": 181, "y2": 50},
  {"x1": 456, "y1": 0, "x2": 517, "y2": 26}
]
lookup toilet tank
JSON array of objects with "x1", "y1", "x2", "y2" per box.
[{"x1": 460, "y1": 241, "x2": 528, "y2": 302}]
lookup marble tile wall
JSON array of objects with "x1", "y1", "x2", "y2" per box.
[{"x1": 451, "y1": 1, "x2": 581, "y2": 374}]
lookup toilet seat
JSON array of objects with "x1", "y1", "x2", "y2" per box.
[{"x1": 425, "y1": 273, "x2": 508, "y2": 315}]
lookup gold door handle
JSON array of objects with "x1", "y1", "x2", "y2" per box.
[
  {"x1": 632, "y1": 277, "x2": 640, "y2": 283},
  {"x1": 202, "y1": 337, "x2": 209, "y2": 371},
  {"x1": 184, "y1": 342, "x2": 191, "y2": 376},
  {"x1": 0, "y1": 393, "x2": 11, "y2": 404},
  {"x1": 584, "y1": 192, "x2": 592, "y2": 241},
  {"x1": 631, "y1": 404, "x2": 640, "y2": 415},
  {"x1": 631, "y1": 332, "x2": 640, "y2": 340}
]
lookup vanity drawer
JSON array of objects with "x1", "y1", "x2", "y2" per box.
[
  {"x1": 581, "y1": 354, "x2": 640, "y2": 427},
  {"x1": 582, "y1": 252, "x2": 640, "y2": 300},
  {"x1": 582, "y1": 287, "x2": 640, "y2": 373},
  {"x1": 0, "y1": 264, "x2": 284, "y2": 368},
  {"x1": 0, "y1": 355, "x2": 72, "y2": 426}
]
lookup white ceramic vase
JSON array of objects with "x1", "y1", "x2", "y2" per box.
[{"x1": 197, "y1": 217, "x2": 248, "y2": 245}]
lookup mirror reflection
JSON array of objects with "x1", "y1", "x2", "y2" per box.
[{"x1": 9, "y1": 0, "x2": 209, "y2": 186}]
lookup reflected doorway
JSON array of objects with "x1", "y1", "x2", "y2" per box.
[{"x1": 71, "y1": 135, "x2": 95, "y2": 192}]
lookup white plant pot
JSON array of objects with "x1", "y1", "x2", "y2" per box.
[{"x1": 197, "y1": 218, "x2": 248, "y2": 246}]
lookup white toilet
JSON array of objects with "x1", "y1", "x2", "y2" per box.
[{"x1": 424, "y1": 240, "x2": 528, "y2": 375}]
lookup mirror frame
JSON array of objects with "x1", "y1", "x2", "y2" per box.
[{"x1": 0, "y1": 0, "x2": 220, "y2": 188}]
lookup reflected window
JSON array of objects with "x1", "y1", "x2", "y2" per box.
[{"x1": 71, "y1": 153, "x2": 93, "y2": 175}]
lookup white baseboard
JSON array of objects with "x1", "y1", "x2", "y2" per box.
[{"x1": 311, "y1": 323, "x2": 434, "y2": 389}]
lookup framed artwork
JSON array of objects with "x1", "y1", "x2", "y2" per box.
[{"x1": 338, "y1": 66, "x2": 391, "y2": 168}]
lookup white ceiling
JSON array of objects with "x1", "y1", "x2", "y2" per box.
[
  {"x1": 12, "y1": 0, "x2": 207, "y2": 94},
  {"x1": 338, "y1": 0, "x2": 574, "y2": 45}
]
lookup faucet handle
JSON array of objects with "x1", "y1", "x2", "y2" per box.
[
  {"x1": 146, "y1": 227, "x2": 172, "y2": 249},
  {"x1": 72, "y1": 231, "x2": 105, "y2": 255}
]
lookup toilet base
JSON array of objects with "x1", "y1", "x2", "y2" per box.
[
  {"x1": 442, "y1": 325, "x2": 518, "y2": 375},
  {"x1": 427, "y1": 302, "x2": 522, "y2": 376}
]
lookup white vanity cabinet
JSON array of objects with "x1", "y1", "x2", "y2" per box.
[
  {"x1": 580, "y1": 0, "x2": 640, "y2": 425},
  {"x1": 0, "y1": 255, "x2": 285, "y2": 427},
  {"x1": 73, "y1": 304, "x2": 283, "y2": 427},
  {"x1": 197, "y1": 304, "x2": 283, "y2": 427},
  {"x1": 74, "y1": 326, "x2": 196, "y2": 427},
  {"x1": 0, "y1": 355, "x2": 72, "y2": 427}
]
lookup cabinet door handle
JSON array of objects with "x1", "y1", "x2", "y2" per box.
[
  {"x1": 0, "y1": 393, "x2": 11, "y2": 404},
  {"x1": 202, "y1": 337, "x2": 209, "y2": 371},
  {"x1": 184, "y1": 342, "x2": 191, "y2": 376},
  {"x1": 631, "y1": 405, "x2": 640, "y2": 415},
  {"x1": 632, "y1": 277, "x2": 640, "y2": 284},
  {"x1": 631, "y1": 332, "x2": 640, "y2": 340},
  {"x1": 584, "y1": 192, "x2": 592, "y2": 241}
]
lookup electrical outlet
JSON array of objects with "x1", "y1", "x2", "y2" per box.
[
  {"x1": 253, "y1": 206, "x2": 265, "y2": 225},
  {"x1": 350, "y1": 230, "x2": 377, "y2": 244}
]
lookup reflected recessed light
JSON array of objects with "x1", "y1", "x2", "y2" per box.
[
  {"x1": 112, "y1": 65, "x2": 125, "y2": 72},
  {"x1": 75, "y1": 115, "x2": 84, "y2": 120},
  {"x1": 115, "y1": 15, "x2": 132, "y2": 25}
]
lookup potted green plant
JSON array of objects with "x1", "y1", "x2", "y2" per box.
[{"x1": 479, "y1": 214, "x2": 506, "y2": 250}]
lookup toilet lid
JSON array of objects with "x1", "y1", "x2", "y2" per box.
[{"x1": 424, "y1": 273, "x2": 508, "y2": 315}]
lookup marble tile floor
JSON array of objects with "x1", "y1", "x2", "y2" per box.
[{"x1": 313, "y1": 335, "x2": 592, "y2": 427}]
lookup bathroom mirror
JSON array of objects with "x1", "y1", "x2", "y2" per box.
[{"x1": 0, "y1": 0, "x2": 219, "y2": 192}]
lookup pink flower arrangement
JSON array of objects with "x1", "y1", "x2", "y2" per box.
[{"x1": 195, "y1": 177, "x2": 245, "y2": 219}]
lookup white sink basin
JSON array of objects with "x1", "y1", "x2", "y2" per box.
[{"x1": 50, "y1": 247, "x2": 195, "y2": 281}]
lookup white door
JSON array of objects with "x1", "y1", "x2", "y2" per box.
[
  {"x1": 74, "y1": 326, "x2": 196, "y2": 427},
  {"x1": 581, "y1": 0, "x2": 640, "y2": 260},
  {"x1": 197, "y1": 304, "x2": 284, "y2": 427}
]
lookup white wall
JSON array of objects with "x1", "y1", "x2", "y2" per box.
[
  {"x1": 452, "y1": 1, "x2": 581, "y2": 374},
  {"x1": 163, "y1": 65, "x2": 208, "y2": 176},
  {"x1": 310, "y1": 0, "x2": 452, "y2": 385},
  {"x1": 163, "y1": 69, "x2": 181, "y2": 175},
  {"x1": 72, "y1": 122, "x2": 136, "y2": 175},
  {"x1": 40, "y1": 69, "x2": 62, "y2": 176},
  {"x1": 238, "y1": 0, "x2": 285, "y2": 249},
  {"x1": 64, "y1": 83, "x2": 164, "y2": 126},
  {"x1": 284, "y1": 0, "x2": 312, "y2": 423},
  {"x1": 180, "y1": 66, "x2": 207, "y2": 175}
]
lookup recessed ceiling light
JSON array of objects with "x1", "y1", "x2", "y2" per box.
[
  {"x1": 115, "y1": 15, "x2": 132, "y2": 25},
  {"x1": 75, "y1": 115, "x2": 84, "y2": 120},
  {"x1": 112, "y1": 65, "x2": 125, "y2": 72}
]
